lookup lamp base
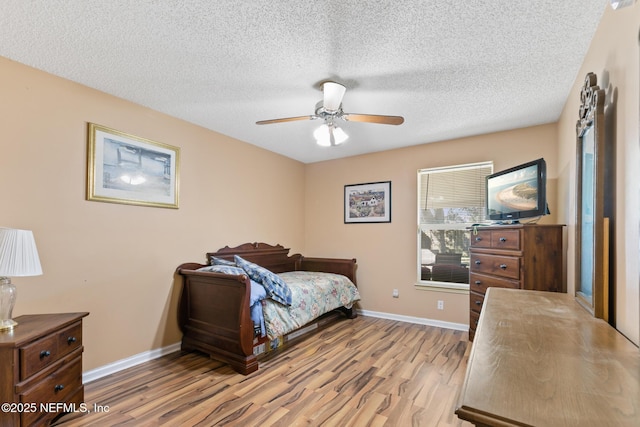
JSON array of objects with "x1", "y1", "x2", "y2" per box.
[
  {"x1": 0, "y1": 277, "x2": 17, "y2": 332},
  {"x1": 0, "y1": 318, "x2": 17, "y2": 331}
]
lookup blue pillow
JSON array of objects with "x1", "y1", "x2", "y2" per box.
[
  {"x1": 234, "y1": 255, "x2": 292, "y2": 306},
  {"x1": 197, "y1": 265, "x2": 266, "y2": 307},
  {"x1": 210, "y1": 256, "x2": 236, "y2": 266},
  {"x1": 197, "y1": 265, "x2": 245, "y2": 275}
]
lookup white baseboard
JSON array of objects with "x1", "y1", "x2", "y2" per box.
[
  {"x1": 83, "y1": 342, "x2": 181, "y2": 383},
  {"x1": 358, "y1": 309, "x2": 469, "y2": 332},
  {"x1": 82, "y1": 311, "x2": 467, "y2": 383}
]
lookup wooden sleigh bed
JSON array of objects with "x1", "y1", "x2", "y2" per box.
[{"x1": 176, "y1": 242, "x2": 359, "y2": 374}]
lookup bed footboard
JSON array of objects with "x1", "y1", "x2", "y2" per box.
[{"x1": 177, "y1": 264, "x2": 258, "y2": 374}]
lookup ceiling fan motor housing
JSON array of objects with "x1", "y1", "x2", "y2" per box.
[{"x1": 315, "y1": 101, "x2": 343, "y2": 125}]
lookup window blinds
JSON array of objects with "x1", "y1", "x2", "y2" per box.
[{"x1": 419, "y1": 162, "x2": 492, "y2": 217}]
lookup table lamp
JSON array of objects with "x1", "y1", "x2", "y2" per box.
[{"x1": 0, "y1": 228, "x2": 43, "y2": 331}]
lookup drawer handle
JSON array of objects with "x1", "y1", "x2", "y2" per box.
[
  {"x1": 499, "y1": 237, "x2": 507, "y2": 242},
  {"x1": 54, "y1": 384, "x2": 64, "y2": 392},
  {"x1": 40, "y1": 350, "x2": 51, "y2": 359},
  {"x1": 475, "y1": 260, "x2": 481, "y2": 265},
  {"x1": 474, "y1": 300, "x2": 482, "y2": 305},
  {"x1": 474, "y1": 280, "x2": 481, "y2": 285},
  {"x1": 499, "y1": 264, "x2": 507, "y2": 270},
  {"x1": 475, "y1": 236, "x2": 482, "y2": 241},
  {"x1": 67, "y1": 336, "x2": 77, "y2": 344}
]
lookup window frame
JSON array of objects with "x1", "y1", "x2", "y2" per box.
[{"x1": 416, "y1": 161, "x2": 493, "y2": 292}]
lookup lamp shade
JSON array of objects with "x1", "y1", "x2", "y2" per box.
[{"x1": 0, "y1": 228, "x2": 43, "y2": 277}]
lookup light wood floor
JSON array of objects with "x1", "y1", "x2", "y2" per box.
[{"x1": 55, "y1": 316, "x2": 473, "y2": 426}]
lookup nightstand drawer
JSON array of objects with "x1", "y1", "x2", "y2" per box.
[
  {"x1": 57, "y1": 321, "x2": 83, "y2": 356},
  {"x1": 20, "y1": 354, "x2": 83, "y2": 426},
  {"x1": 20, "y1": 334, "x2": 59, "y2": 380},
  {"x1": 471, "y1": 253, "x2": 520, "y2": 280},
  {"x1": 19, "y1": 321, "x2": 82, "y2": 381},
  {"x1": 470, "y1": 272, "x2": 520, "y2": 295}
]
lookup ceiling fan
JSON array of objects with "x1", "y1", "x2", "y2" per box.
[{"x1": 256, "y1": 81, "x2": 404, "y2": 147}]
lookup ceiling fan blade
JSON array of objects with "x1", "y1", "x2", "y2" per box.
[
  {"x1": 256, "y1": 115, "x2": 315, "y2": 125},
  {"x1": 323, "y1": 82, "x2": 346, "y2": 111},
  {"x1": 342, "y1": 113, "x2": 405, "y2": 125}
]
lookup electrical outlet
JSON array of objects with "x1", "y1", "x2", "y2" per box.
[
  {"x1": 392, "y1": 289, "x2": 399, "y2": 298},
  {"x1": 437, "y1": 300, "x2": 444, "y2": 310}
]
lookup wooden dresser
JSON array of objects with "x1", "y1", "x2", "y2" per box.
[
  {"x1": 469, "y1": 223, "x2": 564, "y2": 340},
  {"x1": 0, "y1": 312, "x2": 89, "y2": 426},
  {"x1": 456, "y1": 288, "x2": 640, "y2": 426}
]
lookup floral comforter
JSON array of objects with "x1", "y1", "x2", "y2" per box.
[{"x1": 261, "y1": 271, "x2": 360, "y2": 340}]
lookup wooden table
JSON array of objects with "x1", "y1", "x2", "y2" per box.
[{"x1": 456, "y1": 288, "x2": 640, "y2": 426}]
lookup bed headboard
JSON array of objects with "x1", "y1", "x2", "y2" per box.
[{"x1": 206, "y1": 242, "x2": 302, "y2": 273}]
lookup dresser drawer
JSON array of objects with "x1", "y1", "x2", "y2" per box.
[
  {"x1": 470, "y1": 291, "x2": 484, "y2": 314},
  {"x1": 489, "y1": 229, "x2": 521, "y2": 250},
  {"x1": 470, "y1": 272, "x2": 520, "y2": 295},
  {"x1": 470, "y1": 253, "x2": 520, "y2": 280},
  {"x1": 470, "y1": 229, "x2": 521, "y2": 251},
  {"x1": 470, "y1": 229, "x2": 492, "y2": 248}
]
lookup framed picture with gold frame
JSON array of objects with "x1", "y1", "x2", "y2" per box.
[{"x1": 86, "y1": 123, "x2": 180, "y2": 209}]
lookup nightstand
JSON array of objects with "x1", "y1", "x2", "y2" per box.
[{"x1": 0, "y1": 312, "x2": 89, "y2": 426}]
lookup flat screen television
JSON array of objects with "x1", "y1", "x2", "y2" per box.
[{"x1": 486, "y1": 158, "x2": 548, "y2": 222}]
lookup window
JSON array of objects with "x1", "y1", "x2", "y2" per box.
[{"x1": 417, "y1": 162, "x2": 493, "y2": 290}]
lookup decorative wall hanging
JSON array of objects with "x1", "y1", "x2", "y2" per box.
[
  {"x1": 86, "y1": 123, "x2": 180, "y2": 209},
  {"x1": 575, "y1": 72, "x2": 607, "y2": 320},
  {"x1": 344, "y1": 181, "x2": 391, "y2": 223}
]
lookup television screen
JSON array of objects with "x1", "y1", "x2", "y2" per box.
[{"x1": 486, "y1": 158, "x2": 547, "y2": 221}]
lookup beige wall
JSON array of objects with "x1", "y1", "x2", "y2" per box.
[
  {"x1": 0, "y1": 57, "x2": 306, "y2": 371},
  {"x1": 557, "y1": 2, "x2": 640, "y2": 344},
  {"x1": 305, "y1": 124, "x2": 559, "y2": 325}
]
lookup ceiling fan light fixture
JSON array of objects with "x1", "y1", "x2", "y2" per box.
[
  {"x1": 322, "y1": 82, "x2": 346, "y2": 112},
  {"x1": 314, "y1": 124, "x2": 348, "y2": 147}
]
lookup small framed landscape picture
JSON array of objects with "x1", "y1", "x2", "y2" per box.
[
  {"x1": 86, "y1": 123, "x2": 180, "y2": 209},
  {"x1": 344, "y1": 181, "x2": 391, "y2": 223}
]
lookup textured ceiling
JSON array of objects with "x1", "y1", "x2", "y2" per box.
[{"x1": 0, "y1": 1, "x2": 606, "y2": 163}]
